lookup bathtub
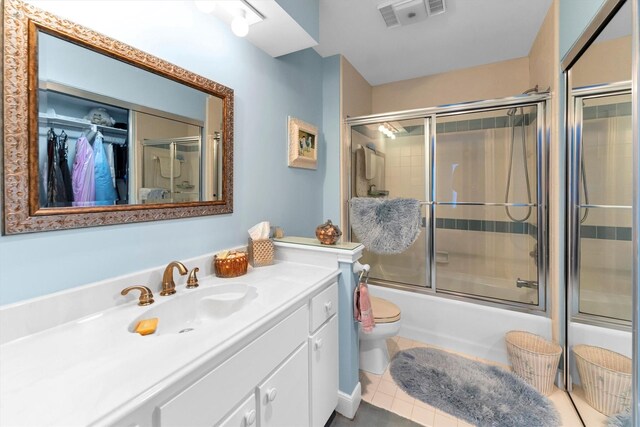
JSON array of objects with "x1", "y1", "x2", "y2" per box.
[
  {"x1": 368, "y1": 283, "x2": 551, "y2": 366},
  {"x1": 436, "y1": 270, "x2": 539, "y2": 305},
  {"x1": 371, "y1": 265, "x2": 539, "y2": 309}
]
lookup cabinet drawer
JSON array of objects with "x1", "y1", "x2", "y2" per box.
[
  {"x1": 310, "y1": 282, "x2": 338, "y2": 332},
  {"x1": 258, "y1": 343, "x2": 309, "y2": 427},
  {"x1": 309, "y1": 315, "x2": 338, "y2": 427},
  {"x1": 158, "y1": 305, "x2": 308, "y2": 426},
  {"x1": 217, "y1": 394, "x2": 257, "y2": 427}
]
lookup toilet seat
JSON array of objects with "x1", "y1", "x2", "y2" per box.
[{"x1": 371, "y1": 296, "x2": 401, "y2": 323}]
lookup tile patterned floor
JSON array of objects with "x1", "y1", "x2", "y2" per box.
[
  {"x1": 360, "y1": 336, "x2": 585, "y2": 427},
  {"x1": 569, "y1": 386, "x2": 609, "y2": 427}
]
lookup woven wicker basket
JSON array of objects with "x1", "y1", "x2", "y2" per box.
[
  {"x1": 248, "y1": 238, "x2": 274, "y2": 267},
  {"x1": 505, "y1": 331, "x2": 562, "y2": 396},
  {"x1": 213, "y1": 252, "x2": 248, "y2": 278},
  {"x1": 573, "y1": 345, "x2": 631, "y2": 415}
]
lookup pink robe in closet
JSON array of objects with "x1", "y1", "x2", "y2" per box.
[{"x1": 72, "y1": 136, "x2": 95, "y2": 206}]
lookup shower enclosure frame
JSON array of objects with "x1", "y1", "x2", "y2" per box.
[
  {"x1": 141, "y1": 136, "x2": 203, "y2": 201},
  {"x1": 567, "y1": 81, "x2": 633, "y2": 330},
  {"x1": 346, "y1": 94, "x2": 550, "y2": 314}
]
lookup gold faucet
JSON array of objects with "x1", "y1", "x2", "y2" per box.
[
  {"x1": 186, "y1": 267, "x2": 200, "y2": 289},
  {"x1": 161, "y1": 261, "x2": 188, "y2": 296},
  {"x1": 121, "y1": 286, "x2": 155, "y2": 306}
]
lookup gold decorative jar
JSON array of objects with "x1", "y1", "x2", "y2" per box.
[{"x1": 315, "y1": 219, "x2": 342, "y2": 245}]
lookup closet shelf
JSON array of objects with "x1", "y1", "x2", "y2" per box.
[{"x1": 39, "y1": 113, "x2": 128, "y2": 135}]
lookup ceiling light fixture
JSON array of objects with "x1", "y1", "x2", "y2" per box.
[
  {"x1": 377, "y1": 122, "x2": 400, "y2": 139},
  {"x1": 231, "y1": 9, "x2": 250, "y2": 37},
  {"x1": 196, "y1": 1, "x2": 264, "y2": 38}
]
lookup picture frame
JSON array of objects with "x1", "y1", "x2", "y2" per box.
[{"x1": 288, "y1": 116, "x2": 318, "y2": 169}]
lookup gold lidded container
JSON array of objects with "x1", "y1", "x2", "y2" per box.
[
  {"x1": 214, "y1": 251, "x2": 248, "y2": 278},
  {"x1": 315, "y1": 219, "x2": 342, "y2": 245}
]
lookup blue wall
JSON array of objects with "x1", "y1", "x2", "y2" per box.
[
  {"x1": 559, "y1": 0, "x2": 608, "y2": 60},
  {"x1": 0, "y1": 2, "x2": 332, "y2": 305},
  {"x1": 322, "y1": 55, "x2": 342, "y2": 226},
  {"x1": 275, "y1": 0, "x2": 320, "y2": 42}
]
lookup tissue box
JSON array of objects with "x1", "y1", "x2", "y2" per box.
[{"x1": 248, "y1": 238, "x2": 274, "y2": 267}]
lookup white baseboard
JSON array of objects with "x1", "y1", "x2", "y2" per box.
[{"x1": 336, "y1": 382, "x2": 361, "y2": 419}]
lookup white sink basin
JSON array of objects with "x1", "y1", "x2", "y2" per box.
[{"x1": 129, "y1": 283, "x2": 257, "y2": 335}]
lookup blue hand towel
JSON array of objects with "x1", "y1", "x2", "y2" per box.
[{"x1": 350, "y1": 197, "x2": 422, "y2": 254}]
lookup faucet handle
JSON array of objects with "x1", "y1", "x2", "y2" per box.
[
  {"x1": 121, "y1": 286, "x2": 155, "y2": 306},
  {"x1": 186, "y1": 267, "x2": 200, "y2": 289}
]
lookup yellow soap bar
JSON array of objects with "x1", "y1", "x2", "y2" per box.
[
  {"x1": 217, "y1": 250, "x2": 229, "y2": 260},
  {"x1": 135, "y1": 318, "x2": 158, "y2": 336}
]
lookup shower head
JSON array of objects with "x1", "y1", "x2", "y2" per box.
[{"x1": 506, "y1": 85, "x2": 540, "y2": 117}]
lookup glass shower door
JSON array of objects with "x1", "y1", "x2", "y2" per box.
[
  {"x1": 350, "y1": 118, "x2": 431, "y2": 288},
  {"x1": 434, "y1": 105, "x2": 544, "y2": 307},
  {"x1": 141, "y1": 136, "x2": 202, "y2": 203},
  {"x1": 572, "y1": 92, "x2": 633, "y2": 324}
]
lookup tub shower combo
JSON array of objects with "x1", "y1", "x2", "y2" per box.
[
  {"x1": 347, "y1": 78, "x2": 634, "y2": 421},
  {"x1": 349, "y1": 90, "x2": 547, "y2": 312}
]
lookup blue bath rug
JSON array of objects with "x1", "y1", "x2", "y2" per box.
[
  {"x1": 349, "y1": 197, "x2": 421, "y2": 254},
  {"x1": 390, "y1": 347, "x2": 560, "y2": 427}
]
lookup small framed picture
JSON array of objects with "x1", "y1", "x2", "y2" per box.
[{"x1": 288, "y1": 116, "x2": 318, "y2": 169}]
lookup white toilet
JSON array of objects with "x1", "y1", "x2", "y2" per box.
[{"x1": 359, "y1": 296, "x2": 402, "y2": 375}]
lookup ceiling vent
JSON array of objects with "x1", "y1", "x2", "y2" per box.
[
  {"x1": 377, "y1": 0, "x2": 446, "y2": 29},
  {"x1": 378, "y1": 3, "x2": 400, "y2": 28},
  {"x1": 426, "y1": 0, "x2": 446, "y2": 16}
]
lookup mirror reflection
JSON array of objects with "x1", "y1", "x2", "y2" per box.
[
  {"x1": 567, "y1": 1, "x2": 632, "y2": 425},
  {"x1": 38, "y1": 31, "x2": 224, "y2": 208}
]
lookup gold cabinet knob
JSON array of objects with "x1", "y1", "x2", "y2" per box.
[{"x1": 121, "y1": 285, "x2": 155, "y2": 306}]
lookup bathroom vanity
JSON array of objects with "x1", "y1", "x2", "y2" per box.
[{"x1": 0, "y1": 251, "x2": 342, "y2": 426}]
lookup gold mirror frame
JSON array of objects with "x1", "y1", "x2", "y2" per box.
[{"x1": 2, "y1": 0, "x2": 234, "y2": 234}]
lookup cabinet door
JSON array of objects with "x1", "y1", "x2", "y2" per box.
[
  {"x1": 309, "y1": 315, "x2": 338, "y2": 427},
  {"x1": 158, "y1": 306, "x2": 308, "y2": 427},
  {"x1": 258, "y1": 343, "x2": 309, "y2": 427},
  {"x1": 217, "y1": 394, "x2": 257, "y2": 427}
]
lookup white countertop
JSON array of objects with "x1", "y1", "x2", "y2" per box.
[{"x1": 0, "y1": 261, "x2": 338, "y2": 426}]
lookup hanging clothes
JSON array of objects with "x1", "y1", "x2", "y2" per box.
[
  {"x1": 46, "y1": 128, "x2": 67, "y2": 207},
  {"x1": 72, "y1": 135, "x2": 95, "y2": 206},
  {"x1": 58, "y1": 130, "x2": 74, "y2": 204},
  {"x1": 113, "y1": 143, "x2": 128, "y2": 204},
  {"x1": 94, "y1": 132, "x2": 117, "y2": 205},
  {"x1": 106, "y1": 142, "x2": 116, "y2": 189}
]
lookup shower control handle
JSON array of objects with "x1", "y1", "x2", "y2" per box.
[{"x1": 516, "y1": 278, "x2": 539, "y2": 289}]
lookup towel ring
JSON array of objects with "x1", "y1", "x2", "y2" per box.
[{"x1": 358, "y1": 269, "x2": 370, "y2": 285}]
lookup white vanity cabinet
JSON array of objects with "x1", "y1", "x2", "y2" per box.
[
  {"x1": 216, "y1": 343, "x2": 310, "y2": 427},
  {"x1": 217, "y1": 394, "x2": 257, "y2": 427},
  {"x1": 113, "y1": 281, "x2": 339, "y2": 427},
  {"x1": 309, "y1": 283, "x2": 339, "y2": 427},
  {"x1": 158, "y1": 305, "x2": 309, "y2": 427},
  {"x1": 258, "y1": 343, "x2": 309, "y2": 427}
]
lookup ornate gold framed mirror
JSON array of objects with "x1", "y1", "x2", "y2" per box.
[{"x1": 2, "y1": 0, "x2": 234, "y2": 234}]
